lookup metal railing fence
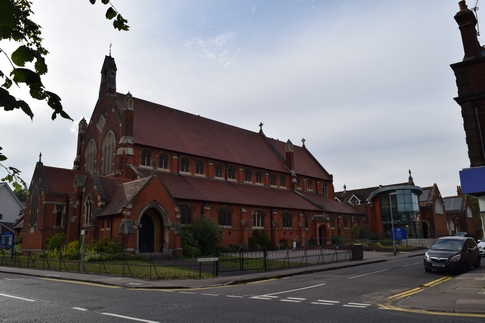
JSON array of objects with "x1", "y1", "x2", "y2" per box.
[{"x1": 0, "y1": 246, "x2": 352, "y2": 280}]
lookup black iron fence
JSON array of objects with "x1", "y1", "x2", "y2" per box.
[
  {"x1": 217, "y1": 246, "x2": 351, "y2": 275},
  {"x1": 0, "y1": 246, "x2": 352, "y2": 280}
]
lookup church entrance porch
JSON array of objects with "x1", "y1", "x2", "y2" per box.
[{"x1": 137, "y1": 208, "x2": 164, "y2": 253}]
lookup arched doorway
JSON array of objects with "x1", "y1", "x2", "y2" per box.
[
  {"x1": 422, "y1": 221, "x2": 429, "y2": 239},
  {"x1": 318, "y1": 225, "x2": 327, "y2": 246},
  {"x1": 139, "y1": 214, "x2": 155, "y2": 252},
  {"x1": 138, "y1": 207, "x2": 164, "y2": 253}
]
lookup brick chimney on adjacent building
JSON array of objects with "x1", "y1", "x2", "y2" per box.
[
  {"x1": 451, "y1": 1, "x2": 485, "y2": 167},
  {"x1": 455, "y1": 1, "x2": 481, "y2": 60}
]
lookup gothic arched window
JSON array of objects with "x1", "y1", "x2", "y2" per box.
[
  {"x1": 102, "y1": 132, "x2": 115, "y2": 175},
  {"x1": 218, "y1": 206, "x2": 232, "y2": 226},
  {"x1": 29, "y1": 187, "x2": 39, "y2": 226},
  {"x1": 180, "y1": 156, "x2": 190, "y2": 173},
  {"x1": 85, "y1": 140, "x2": 96, "y2": 172},
  {"x1": 178, "y1": 203, "x2": 193, "y2": 225},
  {"x1": 227, "y1": 166, "x2": 236, "y2": 180},
  {"x1": 195, "y1": 159, "x2": 205, "y2": 175},
  {"x1": 435, "y1": 200, "x2": 443, "y2": 215},
  {"x1": 158, "y1": 152, "x2": 169, "y2": 169},
  {"x1": 215, "y1": 163, "x2": 224, "y2": 178},
  {"x1": 270, "y1": 173, "x2": 277, "y2": 186},
  {"x1": 244, "y1": 168, "x2": 252, "y2": 182},
  {"x1": 84, "y1": 195, "x2": 93, "y2": 225},
  {"x1": 282, "y1": 211, "x2": 292, "y2": 228},
  {"x1": 141, "y1": 149, "x2": 151, "y2": 167},
  {"x1": 252, "y1": 209, "x2": 265, "y2": 228},
  {"x1": 255, "y1": 170, "x2": 262, "y2": 184},
  {"x1": 280, "y1": 175, "x2": 286, "y2": 188}
]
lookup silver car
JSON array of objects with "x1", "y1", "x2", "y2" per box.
[{"x1": 478, "y1": 238, "x2": 485, "y2": 257}]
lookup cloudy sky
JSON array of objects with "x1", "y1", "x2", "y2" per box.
[{"x1": 0, "y1": 0, "x2": 477, "y2": 197}]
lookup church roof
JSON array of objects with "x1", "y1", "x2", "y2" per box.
[
  {"x1": 298, "y1": 191, "x2": 363, "y2": 215},
  {"x1": 266, "y1": 138, "x2": 331, "y2": 179},
  {"x1": 155, "y1": 171, "x2": 320, "y2": 210},
  {"x1": 114, "y1": 93, "x2": 313, "y2": 174},
  {"x1": 98, "y1": 177, "x2": 151, "y2": 216},
  {"x1": 40, "y1": 165, "x2": 83, "y2": 194}
]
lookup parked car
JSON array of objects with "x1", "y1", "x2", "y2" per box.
[
  {"x1": 423, "y1": 236, "x2": 481, "y2": 273},
  {"x1": 478, "y1": 238, "x2": 485, "y2": 257},
  {"x1": 455, "y1": 232, "x2": 472, "y2": 237}
]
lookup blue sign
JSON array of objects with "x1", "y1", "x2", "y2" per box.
[
  {"x1": 392, "y1": 228, "x2": 407, "y2": 240},
  {"x1": 0, "y1": 232, "x2": 14, "y2": 249}
]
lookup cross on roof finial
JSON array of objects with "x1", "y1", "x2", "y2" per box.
[
  {"x1": 259, "y1": 122, "x2": 263, "y2": 131},
  {"x1": 301, "y1": 138, "x2": 306, "y2": 147},
  {"x1": 39, "y1": 152, "x2": 42, "y2": 162}
]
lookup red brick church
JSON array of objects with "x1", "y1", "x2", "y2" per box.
[{"x1": 21, "y1": 55, "x2": 363, "y2": 254}]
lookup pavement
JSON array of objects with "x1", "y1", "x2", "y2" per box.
[{"x1": 1, "y1": 249, "x2": 485, "y2": 315}]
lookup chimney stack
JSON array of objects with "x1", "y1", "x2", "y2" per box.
[{"x1": 454, "y1": 1, "x2": 481, "y2": 60}]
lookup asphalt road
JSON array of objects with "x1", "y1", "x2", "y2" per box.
[{"x1": 0, "y1": 257, "x2": 483, "y2": 323}]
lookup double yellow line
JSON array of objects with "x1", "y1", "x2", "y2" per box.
[
  {"x1": 387, "y1": 276, "x2": 452, "y2": 300},
  {"x1": 377, "y1": 276, "x2": 485, "y2": 317}
]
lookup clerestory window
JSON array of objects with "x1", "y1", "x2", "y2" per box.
[
  {"x1": 141, "y1": 149, "x2": 151, "y2": 167},
  {"x1": 159, "y1": 152, "x2": 169, "y2": 169}
]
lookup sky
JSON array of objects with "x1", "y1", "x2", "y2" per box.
[{"x1": 0, "y1": 0, "x2": 478, "y2": 197}]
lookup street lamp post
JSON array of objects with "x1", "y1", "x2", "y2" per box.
[{"x1": 389, "y1": 192, "x2": 397, "y2": 256}]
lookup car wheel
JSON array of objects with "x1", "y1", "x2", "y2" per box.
[{"x1": 425, "y1": 267, "x2": 431, "y2": 272}]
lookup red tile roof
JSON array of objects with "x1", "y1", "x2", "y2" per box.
[
  {"x1": 267, "y1": 138, "x2": 332, "y2": 180},
  {"x1": 117, "y1": 94, "x2": 294, "y2": 173},
  {"x1": 42, "y1": 166, "x2": 81, "y2": 194},
  {"x1": 156, "y1": 171, "x2": 320, "y2": 211},
  {"x1": 98, "y1": 177, "x2": 151, "y2": 216},
  {"x1": 298, "y1": 191, "x2": 363, "y2": 215}
]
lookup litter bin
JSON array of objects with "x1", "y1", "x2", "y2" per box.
[{"x1": 352, "y1": 244, "x2": 363, "y2": 260}]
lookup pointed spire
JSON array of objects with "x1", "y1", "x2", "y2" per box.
[
  {"x1": 99, "y1": 55, "x2": 117, "y2": 97},
  {"x1": 39, "y1": 152, "x2": 42, "y2": 163}
]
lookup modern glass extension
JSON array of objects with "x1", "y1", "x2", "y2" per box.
[{"x1": 380, "y1": 189, "x2": 421, "y2": 239}]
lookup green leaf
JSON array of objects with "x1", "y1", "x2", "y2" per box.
[
  {"x1": 0, "y1": 25, "x2": 12, "y2": 39},
  {"x1": 0, "y1": 88, "x2": 18, "y2": 112},
  {"x1": 0, "y1": 0, "x2": 19, "y2": 28},
  {"x1": 105, "y1": 7, "x2": 116, "y2": 20},
  {"x1": 29, "y1": 84, "x2": 46, "y2": 100},
  {"x1": 45, "y1": 91, "x2": 72, "y2": 121},
  {"x1": 89, "y1": 0, "x2": 96, "y2": 4},
  {"x1": 2, "y1": 76, "x2": 12, "y2": 89},
  {"x1": 11, "y1": 45, "x2": 35, "y2": 67},
  {"x1": 34, "y1": 55, "x2": 48, "y2": 75},
  {"x1": 113, "y1": 14, "x2": 129, "y2": 31},
  {"x1": 10, "y1": 30, "x2": 24, "y2": 42},
  {"x1": 11, "y1": 68, "x2": 41, "y2": 85},
  {"x1": 17, "y1": 100, "x2": 34, "y2": 119},
  {"x1": 101, "y1": 0, "x2": 109, "y2": 4}
]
